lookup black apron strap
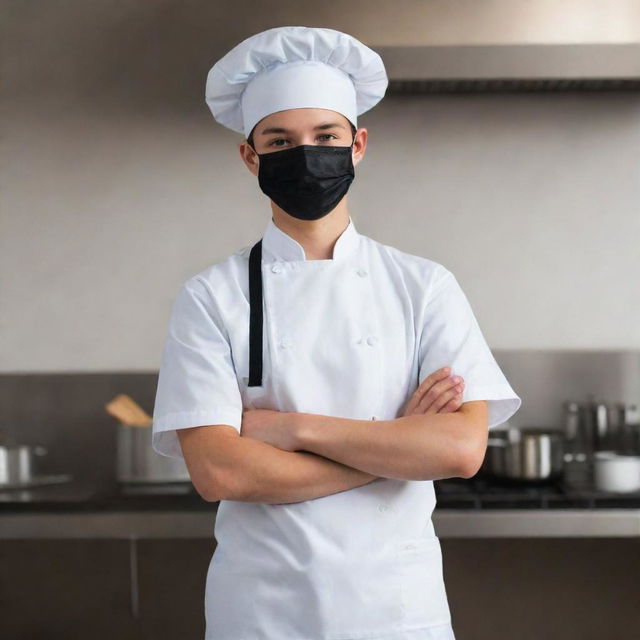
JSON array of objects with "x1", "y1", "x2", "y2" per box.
[{"x1": 248, "y1": 239, "x2": 263, "y2": 387}]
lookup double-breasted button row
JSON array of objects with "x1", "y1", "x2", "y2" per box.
[
  {"x1": 278, "y1": 336, "x2": 377, "y2": 349},
  {"x1": 269, "y1": 264, "x2": 367, "y2": 276}
]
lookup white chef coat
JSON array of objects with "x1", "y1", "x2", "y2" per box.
[{"x1": 152, "y1": 215, "x2": 522, "y2": 640}]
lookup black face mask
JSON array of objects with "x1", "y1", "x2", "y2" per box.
[{"x1": 252, "y1": 142, "x2": 355, "y2": 221}]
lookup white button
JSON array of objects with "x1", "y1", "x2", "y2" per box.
[
  {"x1": 366, "y1": 336, "x2": 378, "y2": 346},
  {"x1": 378, "y1": 504, "x2": 389, "y2": 513},
  {"x1": 402, "y1": 543, "x2": 417, "y2": 550},
  {"x1": 356, "y1": 268, "x2": 368, "y2": 277},
  {"x1": 271, "y1": 264, "x2": 282, "y2": 273},
  {"x1": 280, "y1": 338, "x2": 292, "y2": 349}
]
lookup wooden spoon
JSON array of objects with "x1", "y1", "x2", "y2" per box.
[{"x1": 105, "y1": 394, "x2": 153, "y2": 427}]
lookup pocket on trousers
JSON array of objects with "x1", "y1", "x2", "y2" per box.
[{"x1": 394, "y1": 536, "x2": 452, "y2": 629}]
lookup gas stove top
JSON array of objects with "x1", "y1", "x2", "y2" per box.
[
  {"x1": 434, "y1": 475, "x2": 640, "y2": 509},
  {"x1": 2, "y1": 476, "x2": 639, "y2": 513}
]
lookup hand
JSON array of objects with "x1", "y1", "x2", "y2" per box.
[
  {"x1": 240, "y1": 408, "x2": 299, "y2": 452},
  {"x1": 401, "y1": 367, "x2": 464, "y2": 417}
]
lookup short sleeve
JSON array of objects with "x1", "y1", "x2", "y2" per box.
[
  {"x1": 417, "y1": 268, "x2": 522, "y2": 430},
  {"x1": 152, "y1": 277, "x2": 243, "y2": 459}
]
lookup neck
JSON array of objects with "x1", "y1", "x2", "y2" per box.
[{"x1": 270, "y1": 198, "x2": 350, "y2": 260}]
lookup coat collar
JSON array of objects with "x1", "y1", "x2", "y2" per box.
[{"x1": 261, "y1": 215, "x2": 360, "y2": 263}]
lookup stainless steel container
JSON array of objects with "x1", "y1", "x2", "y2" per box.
[
  {"x1": 480, "y1": 427, "x2": 565, "y2": 482},
  {"x1": 116, "y1": 424, "x2": 191, "y2": 483},
  {"x1": 0, "y1": 443, "x2": 48, "y2": 485}
]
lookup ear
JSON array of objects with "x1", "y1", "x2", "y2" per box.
[
  {"x1": 352, "y1": 127, "x2": 368, "y2": 168},
  {"x1": 239, "y1": 141, "x2": 259, "y2": 176}
]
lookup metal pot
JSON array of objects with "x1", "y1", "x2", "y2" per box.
[
  {"x1": 0, "y1": 443, "x2": 48, "y2": 485},
  {"x1": 116, "y1": 423, "x2": 191, "y2": 483},
  {"x1": 480, "y1": 427, "x2": 565, "y2": 482}
]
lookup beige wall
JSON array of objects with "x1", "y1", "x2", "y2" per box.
[{"x1": 2, "y1": 2, "x2": 640, "y2": 372}]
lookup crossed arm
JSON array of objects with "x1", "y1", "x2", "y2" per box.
[
  {"x1": 292, "y1": 400, "x2": 488, "y2": 482},
  {"x1": 178, "y1": 369, "x2": 489, "y2": 504}
]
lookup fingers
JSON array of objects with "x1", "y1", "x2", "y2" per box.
[
  {"x1": 438, "y1": 392, "x2": 464, "y2": 413},
  {"x1": 404, "y1": 367, "x2": 465, "y2": 417},
  {"x1": 403, "y1": 366, "x2": 452, "y2": 416},
  {"x1": 415, "y1": 377, "x2": 464, "y2": 414},
  {"x1": 415, "y1": 366, "x2": 452, "y2": 399}
]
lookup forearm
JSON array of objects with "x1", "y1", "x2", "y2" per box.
[
  {"x1": 212, "y1": 434, "x2": 381, "y2": 504},
  {"x1": 295, "y1": 410, "x2": 481, "y2": 481}
]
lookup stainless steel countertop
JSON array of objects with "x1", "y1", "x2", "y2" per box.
[
  {"x1": 2, "y1": 476, "x2": 639, "y2": 539},
  {"x1": 1, "y1": 508, "x2": 639, "y2": 539}
]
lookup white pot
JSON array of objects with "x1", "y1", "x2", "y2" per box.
[{"x1": 593, "y1": 451, "x2": 640, "y2": 493}]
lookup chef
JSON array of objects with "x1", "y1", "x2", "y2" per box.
[{"x1": 152, "y1": 25, "x2": 522, "y2": 640}]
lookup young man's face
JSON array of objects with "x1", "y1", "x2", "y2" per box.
[{"x1": 239, "y1": 107, "x2": 367, "y2": 176}]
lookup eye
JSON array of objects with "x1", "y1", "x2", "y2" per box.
[{"x1": 267, "y1": 134, "x2": 338, "y2": 148}]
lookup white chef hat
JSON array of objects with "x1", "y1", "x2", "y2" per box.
[{"x1": 205, "y1": 26, "x2": 388, "y2": 137}]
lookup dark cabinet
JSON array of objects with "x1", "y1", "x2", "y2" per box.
[
  {"x1": 0, "y1": 538, "x2": 215, "y2": 639},
  {"x1": 2, "y1": 537, "x2": 639, "y2": 639}
]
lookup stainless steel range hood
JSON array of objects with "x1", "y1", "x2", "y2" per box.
[
  {"x1": 363, "y1": 0, "x2": 640, "y2": 93},
  {"x1": 378, "y1": 43, "x2": 640, "y2": 93}
]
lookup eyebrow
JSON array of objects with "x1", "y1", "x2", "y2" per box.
[{"x1": 259, "y1": 122, "x2": 347, "y2": 136}]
